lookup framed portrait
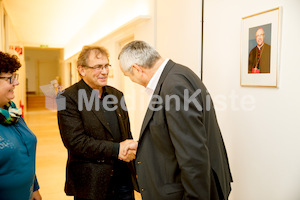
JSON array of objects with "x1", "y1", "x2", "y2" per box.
[{"x1": 240, "y1": 7, "x2": 282, "y2": 87}]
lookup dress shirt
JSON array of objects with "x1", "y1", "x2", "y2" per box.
[
  {"x1": 257, "y1": 43, "x2": 264, "y2": 50},
  {"x1": 145, "y1": 58, "x2": 169, "y2": 98}
]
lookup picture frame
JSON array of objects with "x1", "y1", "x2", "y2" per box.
[{"x1": 240, "y1": 7, "x2": 282, "y2": 87}]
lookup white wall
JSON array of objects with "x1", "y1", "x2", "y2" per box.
[
  {"x1": 156, "y1": 0, "x2": 202, "y2": 76},
  {"x1": 64, "y1": 0, "x2": 151, "y2": 60},
  {"x1": 204, "y1": 0, "x2": 300, "y2": 199},
  {"x1": 1, "y1": 7, "x2": 26, "y2": 113}
]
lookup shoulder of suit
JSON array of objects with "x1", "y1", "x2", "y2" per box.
[
  {"x1": 57, "y1": 80, "x2": 85, "y2": 98},
  {"x1": 250, "y1": 46, "x2": 258, "y2": 53},
  {"x1": 163, "y1": 62, "x2": 202, "y2": 88},
  {"x1": 168, "y1": 62, "x2": 196, "y2": 77},
  {"x1": 264, "y1": 43, "x2": 271, "y2": 49}
]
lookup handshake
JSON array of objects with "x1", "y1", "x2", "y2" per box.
[{"x1": 118, "y1": 139, "x2": 138, "y2": 162}]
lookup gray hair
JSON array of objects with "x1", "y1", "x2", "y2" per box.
[{"x1": 118, "y1": 40, "x2": 161, "y2": 72}]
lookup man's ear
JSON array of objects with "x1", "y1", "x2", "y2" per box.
[
  {"x1": 132, "y1": 64, "x2": 143, "y2": 73},
  {"x1": 78, "y1": 66, "x2": 86, "y2": 77}
]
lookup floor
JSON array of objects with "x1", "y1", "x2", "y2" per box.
[{"x1": 25, "y1": 98, "x2": 142, "y2": 200}]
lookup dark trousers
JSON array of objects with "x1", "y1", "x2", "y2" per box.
[
  {"x1": 105, "y1": 171, "x2": 134, "y2": 200},
  {"x1": 74, "y1": 197, "x2": 92, "y2": 200},
  {"x1": 74, "y1": 171, "x2": 134, "y2": 200},
  {"x1": 211, "y1": 170, "x2": 225, "y2": 200}
]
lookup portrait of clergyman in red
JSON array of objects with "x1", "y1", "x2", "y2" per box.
[{"x1": 248, "y1": 23, "x2": 271, "y2": 74}]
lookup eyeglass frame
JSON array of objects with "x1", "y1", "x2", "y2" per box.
[
  {"x1": 0, "y1": 73, "x2": 19, "y2": 84},
  {"x1": 83, "y1": 64, "x2": 111, "y2": 71}
]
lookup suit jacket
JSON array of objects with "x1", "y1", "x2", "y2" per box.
[
  {"x1": 248, "y1": 43, "x2": 271, "y2": 73},
  {"x1": 57, "y1": 80, "x2": 138, "y2": 200},
  {"x1": 135, "y1": 60, "x2": 233, "y2": 200}
]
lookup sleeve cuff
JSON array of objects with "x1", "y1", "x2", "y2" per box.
[
  {"x1": 33, "y1": 175, "x2": 40, "y2": 191},
  {"x1": 112, "y1": 143, "x2": 120, "y2": 159}
]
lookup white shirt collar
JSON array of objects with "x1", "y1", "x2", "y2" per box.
[
  {"x1": 145, "y1": 58, "x2": 169, "y2": 97},
  {"x1": 257, "y1": 43, "x2": 264, "y2": 50}
]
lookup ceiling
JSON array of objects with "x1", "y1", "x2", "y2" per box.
[{"x1": 3, "y1": 0, "x2": 106, "y2": 48}]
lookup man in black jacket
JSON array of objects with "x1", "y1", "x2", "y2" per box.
[{"x1": 57, "y1": 46, "x2": 138, "y2": 200}]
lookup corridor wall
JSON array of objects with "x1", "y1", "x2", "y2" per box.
[
  {"x1": 0, "y1": 2, "x2": 26, "y2": 113},
  {"x1": 203, "y1": 0, "x2": 300, "y2": 199}
]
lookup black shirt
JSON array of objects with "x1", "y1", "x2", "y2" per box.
[
  {"x1": 99, "y1": 89, "x2": 122, "y2": 142},
  {"x1": 82, "y1": 80, "x2": 121, "y2": 159}
]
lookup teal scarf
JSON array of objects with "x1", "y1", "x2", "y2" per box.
[{"x1": 0, "y1": 101, "x2": 22, "y2": 125}]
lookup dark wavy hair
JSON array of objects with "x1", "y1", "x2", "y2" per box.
[
  {"x1": 77, "y1": 45, "x2": 109, "y2": 67},
  {"x1": 0, "y1": 51, "x2": 21, "y2": 73}
]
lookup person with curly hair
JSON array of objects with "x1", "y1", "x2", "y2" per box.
[{"x1": 0, "y1": 51, "x2": 42, "y2": 200}]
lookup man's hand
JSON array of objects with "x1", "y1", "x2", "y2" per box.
[
  {"x1": 123, "y1": 141, "x2": 138, "y2": 156},
  {"x1": 32, "y1": 190, "x2": 42, "y2": 200},
  {"x1": 118, "y1": 140, "x2": 138, "y2": 162}
]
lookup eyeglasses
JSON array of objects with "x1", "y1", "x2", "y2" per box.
[
  {"x1": 0, "y1": 73, "x2": 19, "y2": 84},
  {"x1": 83, "y1": 64, "x2": 111, "y2": 71}
]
